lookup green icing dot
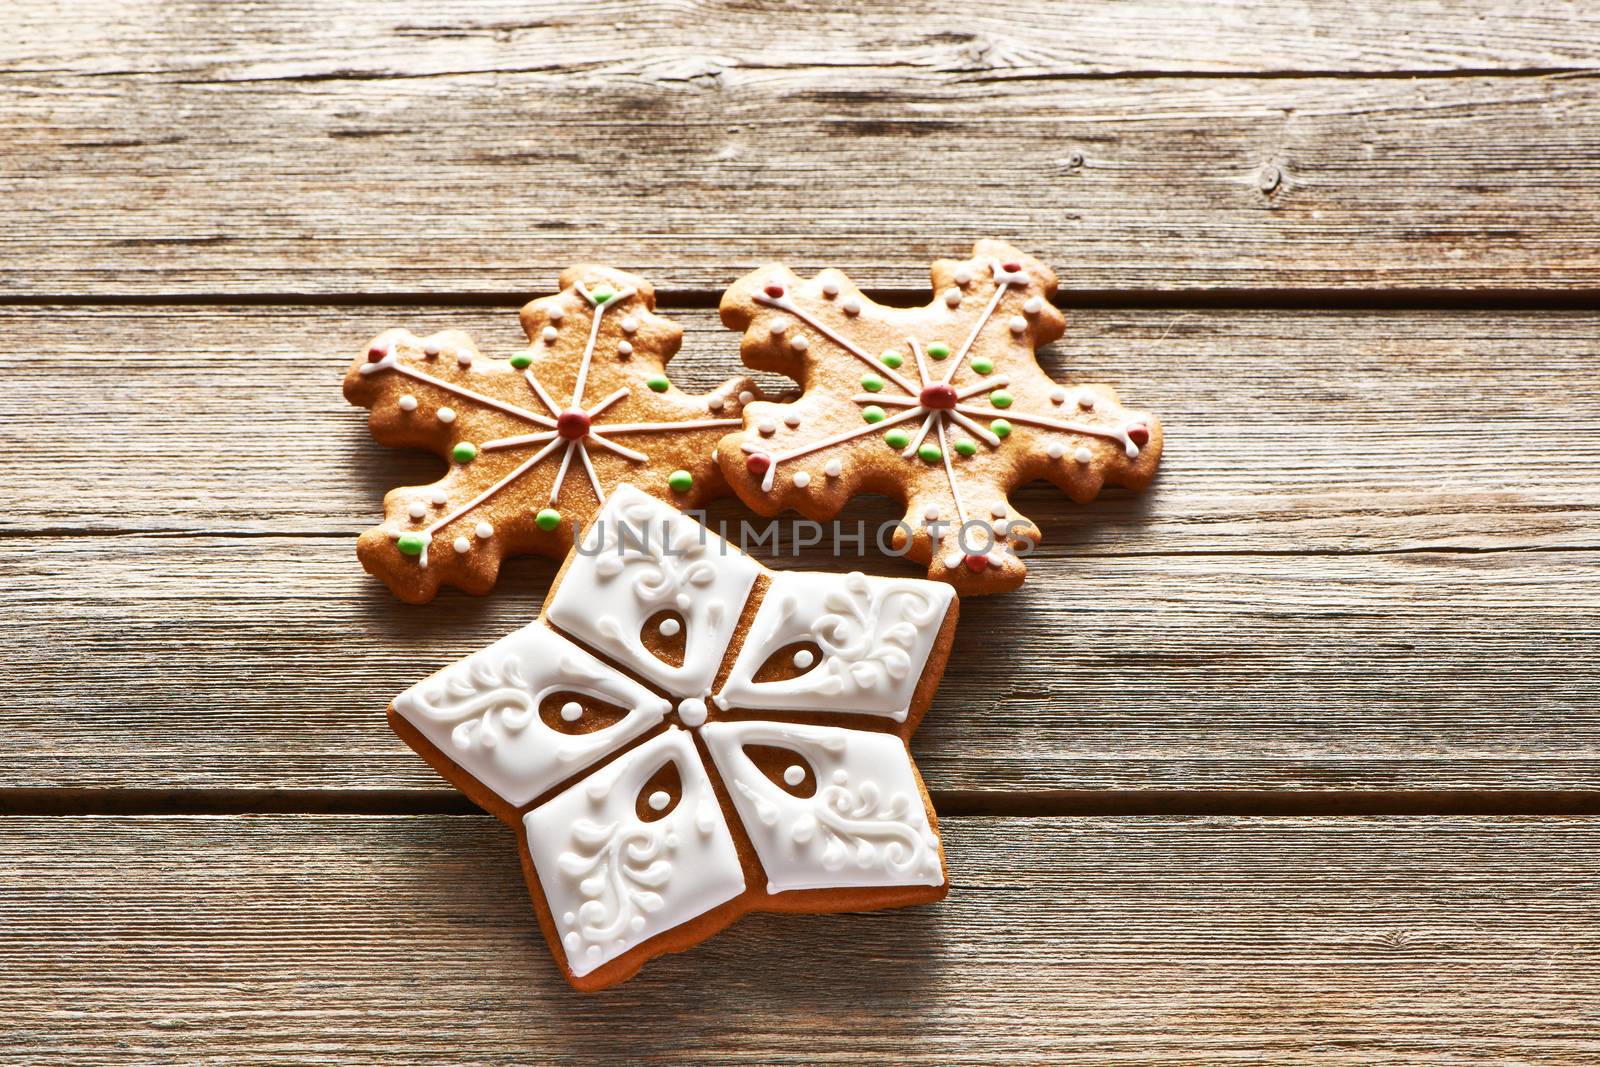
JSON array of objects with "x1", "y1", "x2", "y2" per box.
[
  {"x1": 884, "y1": 428, "x2": 911, "y2": 449},
  {"x1": 971, "y1": 356, "x2": 994, "y2": 374},
  {"x1": 396, "y1": 534, "x2": 426, "y2": 557},
  {"x1": 861, "y1": 375, "x2": 884, "y2": 393},
  {"x1": 510, "y1": 353, "x2": 532, "y2": 369},
  {"x1": 452, "y1": 442, "x2": 478, "y2": 463},
  {"x1": 927, "y1": 342, "x2": 951, "y2": 360},
  {"x1": 591, "y1": 287, "x2": 614, "y2": 304},
  {"x1": 990, "y1": 418, "x2": 1012, "y2": 438},
  {"x1": 535, "y1": 507, "x2": 562, "y2": 531},
  {"x1": 881, "y1": 351, "x2": 903, "y2": 369},
  {"x1": 668, "y1": 469, "x2": 693, "y2": 493},
  {"x1": 646, "y1": 375, "x2": 670, "y2": 393},
  {"x1": 917, "y1": 443, "x2": 943, "y2": 464},
  {"x1": 861, "y1": 406, "x2": 886, "y2": 424},
  {"x1": 990, "y1": 390, "x2": 1013, "y2": 409},
  {"x1": 954, "y1": 440, "x2": 978, "y2": 457}
]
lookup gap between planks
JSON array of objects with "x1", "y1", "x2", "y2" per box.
[{"x1": 6, "y1": 788, "x2": 1600, "y2": 819}]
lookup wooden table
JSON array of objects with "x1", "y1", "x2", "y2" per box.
[{"x1": 6, "y1": 3, "x2": 1599, "y2": 1061}]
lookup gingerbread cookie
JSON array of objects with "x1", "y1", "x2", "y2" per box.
[
  {"x1": 716, "y1": 240, "x2": 1163, "y2": 595},
  {"x1": 344, "y1": 265, "x2": 761, "y2": 603},
  {"x1": 386, "y1": 484, "x2": 958, "y2": 990}
]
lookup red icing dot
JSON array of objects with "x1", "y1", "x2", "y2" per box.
[
  {"x1": 963, "y1": 553, "x2": 990, "y2": 573},
  {"x1": 745, "y1": 453, "x2": 772, "y2": 476},
  {"x1": 1127, "y1": 423, "x2": 1151, "y2": 447},
  {"x1": 764, "y1": 284, "x2": 785, "y2": 299},
  {"x1": 1001, "y1": 261, "x2": 1022, "y2": 273},
  {"x1": 918, "y1": 383, "x2": 958, "y2": 410},
  {"x1": 366, "y1": 343, "x2": 387, "y2": 363},
  {"x1": 556, "y1": 410, "x2": 592, "y2": 440}
]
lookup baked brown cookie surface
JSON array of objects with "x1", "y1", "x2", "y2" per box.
[
  {"x1": 344, "y1": 265, "x2": 760, "y2": 603},
  {"x1": 716, "y1": 240, "x2": 1164, "y2": 595},
  {"x1": 386, "y1": 485, "x2": 958, "y2": 990}
]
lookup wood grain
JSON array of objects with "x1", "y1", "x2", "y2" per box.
[
  {"x1": 3, "y1": 814, "x2": 1598, "y2": 1063},
  {"x1": 8, "y1": 535, "x2": 1597, "y2": 792},
  {"x1": 6, "y1": 305, "x2": 1598, "y2": 553},
  {"x1": 5, "y1": 3, "x2": 1600, "y2": 294}
]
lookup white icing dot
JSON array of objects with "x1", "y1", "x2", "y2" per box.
[
  {"x1": 560, "y1": 701, "x2": 583, "y2": 722},
  {"x1": 436, "y1": 406, "x2": 456, "y2": 424},
  {"x1": 548, "y1": 305, "x2": 565, "y2": 324},
  {"x1": 562, "y1": 911, "x2": 576, "y2": 926},
  {"x1": 739, "y1": 390, "x2": 755, "y2": 405},
  {"x1": 768, "y1": 316, "x2": 790, "y2": 336},
  {"x1": 824, "y1": 458, "x2": 843, "y2": 478},
  {"x1": 943, "y1": 552, "x2": 962, "y2": 569},
  {"x1": 621, "y1": 315, "x2": 638, "y2": 334},
  {"x1": 658, "y1": 617, "x2": 681, "y2": 637},
  {"x1": 564, "y1": 932, "x2": 580, "y2": 951},
  {"x1": 456, "y1": 350, "x2": 473, "y2": 366},
  {"x1": 629, "y1": 915, "x2": 645, "y2": 932},
  {"x1": 1075, "y1": 446, "x2": 1094, "y2": 463},
  {"x1": 792, "y1": 471, "x2": 811, "y2": 489},
  {"x1": 924, "y1": 505, "x2": 940, "y2": 522},
  {"x1": 1050, "y1": 387, "x2": 1067, "y2": 405},
  {"x1": 988, "y1": 551, "x2": 1006, "y2": 568},
  {"x1": 758, "y1": 419, "x2": 778, "y2": 436},
  {"x1": 475, "y1": 521, "x2": 494, "y2": 539},
  {"x1": 943, "y1": 287, "x2": 962, "y2": 308},
  {"x1": 422, "y1": 343, "x2": 440, "y2": 357},
  {"x1": 783, "y1": 764, "x2": 806, "y2": 786},
  {"x1": 821, "y1": 280, "x2": 840, "y2": 298},
  {"x1": 617, "y1": 340, "x2": 633, "y2": 356},
  {"x1": 429, "y1": 488, "x2": 447, "y2": 505},
  {"x1": 588, "y1": 946, "x2": 601, "y2": 961},
  {"x1": 677, "y1": 697, "x2": 707, "y2": 728},
  {"x1": 784, "y1": 412, "x2": 802, "y2": 428},
  {"x1": 453, "y1": 536, "x2": 471, "y2": 553},
  {"x1": 1024, "y1": 296, "x2": 1044, "y2": 315},
  {"x1": 953, "y1": 267, "x2": 972, "y2": 286},
  {"x1": 789, "y1": 335, "x2": 809, "y2": 352},
  {"x1": 647, "y1": 790, "x2": 671, "y2": 811},
  {"x1": 1077, "y1": 390, "x2": 1096, "y2": 411},
  {"x1": 792, "y1": 649, "x2": 815, "y2": 670},
  {"x1": 542, "y1": 326, "x2": 558, "y2": 343},
  {"x1": 398, "y1": 394, "x2": 418, "y2": 412},
  {"x1": 1046, "y1": 442, "x2": 1066, "y2": 459},
  {"x1": 407, "y1": 500, "x2": 427, "y2": 520},
  {"x1": 709, "y1": 396, "x2": 725, "y2": 412},
  {"x1": 831, "y1": 769, "x2": 848, "y2": 785},
  {"x1": 990, "y1": 502, "x2": 1007, "y2": 519},
  {"x1": 842, "y1": 298, "x2": 861, "y2": 316},
  {"x1": 1009, "y1": 315, "x2": 1027, "y2": 334}
]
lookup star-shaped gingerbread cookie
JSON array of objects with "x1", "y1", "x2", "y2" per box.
[
  {"x1": 345, "y1": 265, "x2": 760, "y2": 603},
  {"x1": 716, "y1": 240, "x2": 1163, "y2": 595}
]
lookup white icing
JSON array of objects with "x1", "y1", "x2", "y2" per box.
[
  {"x1": 792, "y1": 649, "x2": 815, "y2": 670},
  {"x1": 548, "y1": 305, "x2": 566, "y2": 324},
  {"x1": 621, "y1": 315, "x2": 638, "y2": 334},
  {"x1": 953, "y1": 267, "x2": 971, "y2": 286},
  {"x1": 561, "y1": 700, "x2": 584, "y2": 722},
  {"x1": 1008, "y1": 316, "x2": 1026, "y2": 334},
  {"x1": 617, "y1": 341, "x2": 633, "y2": 356},
  {"x1": 821, "y1": 280, "x2": 840, "y2": 297},
  {"x1": 548, "y1": 485, "x2": 761, "y2": 699},
  {"x1": 476, "y1": 521, "x2": 494, "y2": 539},
  {"x1": 407, "y1": 500, "x2": 427, "y2": 520},
  {"x1": 923, "y1": 505, "x2": 940, "y2": 522},
  {"x1": 456, "y1": 350, "x2": 473, "y2": 367},
  {"x1": 842, "y1": 298, "x2": 861, "y2": 316},
  {"x1": 989, "y1": 502, "x2": 1007, "y2": 519},
  {"x1": 768, "y1": 317, "x2": 790, "y2": 336},
  {"x1": 784, "y1": 413, "x2": 802, "y2": 428},
  {"x1": 943, "y1": 552, "x2": 962, "y2": 569},
  {"x1": 1077, "y1": 390, "x2": 1096, "y2": 410},
  {"x1": 943, "y1": 287, "x2": 962, "y2": 308},
  {"x1": 543, "y1": 326, "x2": 559, "y2": 343},
  {"x1": 824, "y1": 458, "x2": 842, "y2": 478},
  {"x1": 792, "y1": 471, "x2": 811, "y2": 489},
  {"x1": 701, "y1": 721, "x2": 943, "y2": 893},
  {"x1": 437, "y1": 406, "x2": 457, "y2": 424},
  {"x1": 1047, "y1": 442, "x2": 1065, "y2": 459},
  {"x1": 393, "y1": 623, "x2": 672, "y2": 807},
  {"x1": 647, "y1": 790, "x2": 671, "y2": 811},
  {"x1": 713, "y1": 571, "x2": 953, "y2": 722},
  {"x1": 1023, "y1": 296, "x2": 1043, "y2": 315},
  {"x1": 1075, "y1": 446, "x2": 1093, "y2": 463},
  {"x1": 1050, "y1": 387, "x2": 1067, "y2": 405},
  {"x1": 524, "y1": 728, "x2": 744, "y2": 977},
  {"x1": 423, "y1": 344, "x2": 441, "y2": 357},
  {"x1": 429, "y1": 488, "x2": 448, "y2": 505},
  {"x1": 739, "y1": 390, "x2": 755, "y2": 404},
  {"x1": 453, "y1": 536, "x2": 471, "y2": 553},
  {"x1": 759, "y1": 419, "x2": 778, "y2": 436},
  {"x1": 677, "y1": 697, "x2": 707, "y2": 727},
  {"x1": 399, "y1": 394, "x2": 418, "y2": 411},
  {"x1": 790, "y1": 335, "x2": 809, "y2": 352},
  {"x1": 658, "y1": 617, "x2": 681, "y2": 638}
]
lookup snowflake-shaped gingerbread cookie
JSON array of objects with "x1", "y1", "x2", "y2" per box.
[
  {"x1": 716, "y1": 240, "x2": 1163, "y2": 594},
  {"x1": 344, "y1": 265, "x2": 760, "y2": 603},
  {"x1": 387, "y1": 485, "x2": 958, "y2": 990}
]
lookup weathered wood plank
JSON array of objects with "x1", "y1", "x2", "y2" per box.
[
  {"x1": 7, "y1": 535, "x2": 1597, "y2": 792},
  {"x1": 3, "y1": 814, "x2": 1598, "y2": 1063},
  {"x1": 6, "y1": 305, "x2": 1598, "y2": 553},
  {"x1": 5, "y1": 21, "x2": 1600, "y2": 295},
  {"x1": 10, "y1": 0, "x2": 1599, "y2": 78}
]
